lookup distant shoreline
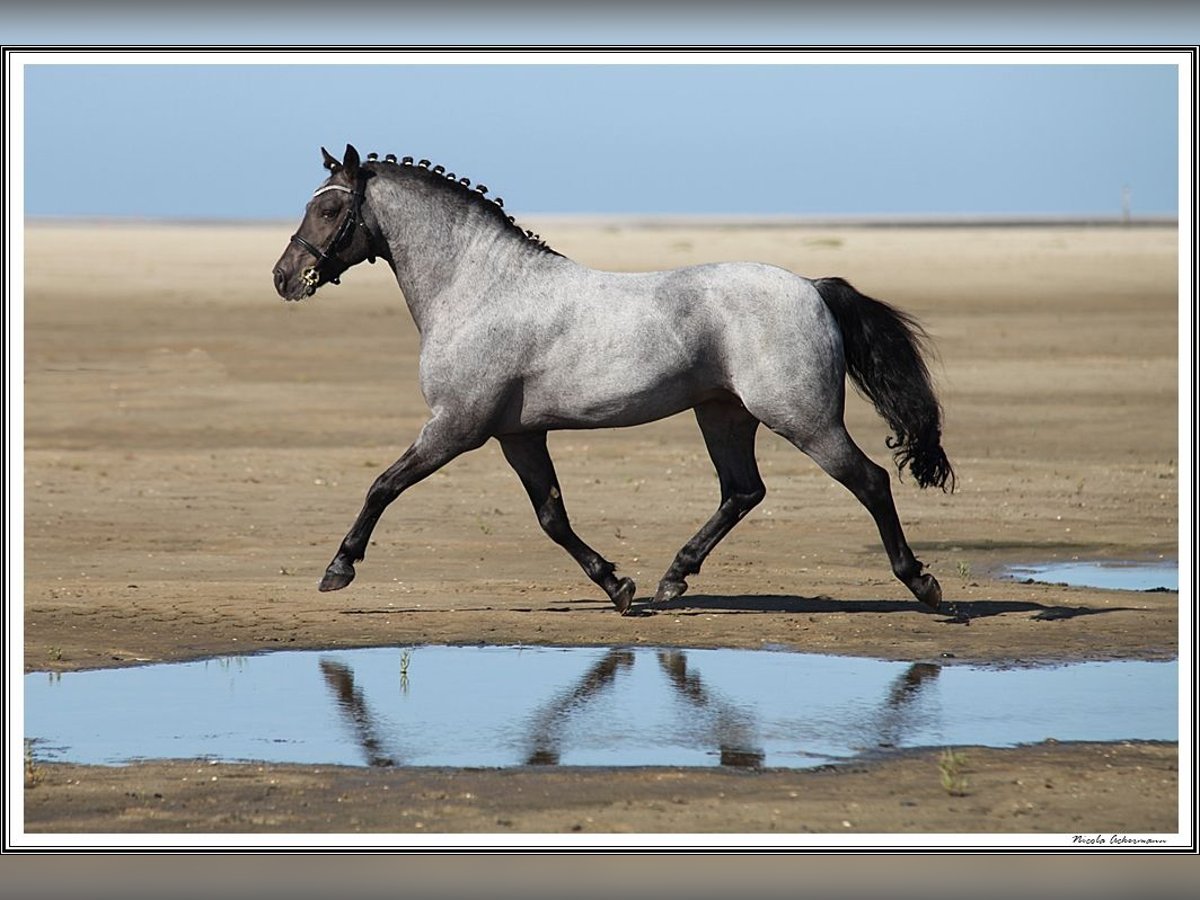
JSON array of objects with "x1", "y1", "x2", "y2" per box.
[{"x1": 23, "y1": 213, "x2": 1178, "y2": 230}]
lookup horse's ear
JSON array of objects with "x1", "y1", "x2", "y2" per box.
[
  {"x1": 321, "y1": 146, "x2": 341, "y2": 173},
  {"x1": 342, "y1": 144, "x2": 361, "y2": 177}
]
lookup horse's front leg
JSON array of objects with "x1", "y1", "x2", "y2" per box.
[
  {"x1": 498, "y1": 431, "x2": 637, "y2": 614},
  {"x1": 319, "y1": 414, "x2": 483, "y2": 591}
]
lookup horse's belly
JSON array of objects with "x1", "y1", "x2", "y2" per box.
[{"x1": 513, "y1": 372, "x2": 713, "y2": 431}]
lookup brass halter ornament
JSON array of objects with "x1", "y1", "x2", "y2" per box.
[{"x1": 289, "y1": 176, "x2": 379, "y2": 291}]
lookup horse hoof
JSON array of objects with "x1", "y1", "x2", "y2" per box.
[
  {"x1": 319, "y1": 560, "x2": 356, "y2": 592},
  {"x1": 653, "y1": 578, "x2": 687, "y2": 605},
  {"x1": 912, "y1": 572, "x2": 942, "y2": 611},
  {"x1": 612, "y1": 577, "x2": 636, "y2": 615}
]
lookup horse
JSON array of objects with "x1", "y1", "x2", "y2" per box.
[{"x1": 272, "y1": 144, "x2": 954, "y2": 616}]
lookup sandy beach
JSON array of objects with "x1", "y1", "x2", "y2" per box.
[{"x1": 21, "y1": 219, "x2": 1181, "y2": 839}]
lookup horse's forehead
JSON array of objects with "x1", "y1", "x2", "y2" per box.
[{"x1": 305, "y1": 176, "x2": 349, "y2": 205}]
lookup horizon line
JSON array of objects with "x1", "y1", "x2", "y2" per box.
[{"x1": 24, "y1": 212, "x2": 1180, "y2": 230}]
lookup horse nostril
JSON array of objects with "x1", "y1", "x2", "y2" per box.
[{"x1": 273, "y1": 268, "x2": 286, "y2": 293}]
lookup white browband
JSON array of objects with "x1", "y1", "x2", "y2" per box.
[{"x1": 312, "y1": 184, "x2": 354, "y2": 198}]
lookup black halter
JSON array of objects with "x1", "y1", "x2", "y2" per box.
[{"x1": 290, "y1": 173, "x2": 379, "y2": 287}]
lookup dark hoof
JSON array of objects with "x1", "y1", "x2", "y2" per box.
[
  {"x1": 611, "y1": 577, "x2": 636, "y2": 615},
  {"x1": 319, "y1": 559, "x2": 356, "y2": 592},
  {"x1": 653, "y1": 578, "x2": 688, "y2": 605},
  {"x1": 912, "y1": 572, "x2": 943, "y2": 611}
]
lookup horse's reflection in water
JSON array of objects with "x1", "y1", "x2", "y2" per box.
[
  {"x1": 318, "y1": 651, "x2": 941, "y2": 769},
  {"x1": 653, "y1": 651, "x2": 765, "y2": 768},
  {"x1": 523, "y1": 652, "x2": 941, "y2": 768},
  {"x1": 874, "y1": 662, "x2": 941, "y2": 751},
  {"x1": 523, "y1": 649, "x2": 635, "y2": 766},
  {"x1": 521, "y1": 649, "x2": 765, "y2": 767},
  {"x1": 319, "y1": 658, "x2": 399, "y2": 768}
]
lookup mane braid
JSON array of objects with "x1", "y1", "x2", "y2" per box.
[{"x1": 367, "y1": 152, "x2": 561, "y2": 257}]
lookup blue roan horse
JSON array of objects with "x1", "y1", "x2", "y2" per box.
[{"x1": 273, "y1": 145, "x2": 954, "y2": 615}]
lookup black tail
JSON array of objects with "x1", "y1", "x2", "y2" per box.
[{"x1": 814, "y1": 277, "x2": 955, "y2": 492}]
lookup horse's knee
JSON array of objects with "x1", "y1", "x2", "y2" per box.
[
  {"x1": 742, "y1": 483, "x2": 767, "y2": 508},
  {"x1": 729, "y1": 484, "x2": 766, "y2": 519},
  {"x1": 365, "y1": 473, "x2": 401, "y2": 510},
  {"x1": 536, "y1": 500, "x2": 573, "y2": 545}
]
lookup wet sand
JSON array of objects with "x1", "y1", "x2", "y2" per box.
[{"x1": 21, "y1": 220, "x2": 1181, "y2": 841}]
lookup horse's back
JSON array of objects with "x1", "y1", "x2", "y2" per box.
[{"x1": 646, "y1": 260, "x2": 832, "y2": 339}]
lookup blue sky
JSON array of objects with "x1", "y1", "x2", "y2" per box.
[{"x1": 21, "y1": 59, "x2": 1182, "y2": 219}]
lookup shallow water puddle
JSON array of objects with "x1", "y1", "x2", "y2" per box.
[
  {"x1": 1002, "y1": 560, "x2": 1178, "y2": 592},
  {"x1": 26, "y1": 646, "x2": 1176, "y2": 770}
]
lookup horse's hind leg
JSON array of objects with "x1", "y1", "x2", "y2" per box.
[
  {"x1": 797, "y1": 422, "x2": 942, "y2": 610},
  {"x1": 499, "y1": 431, "x2": 637, "y2": 614},
  {"x1": 653, "y1": 400, "x2": 765, "y2": 605}
]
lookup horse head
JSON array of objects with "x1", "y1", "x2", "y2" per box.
[{"x1": 272, "y1": 144, "x2": 381, "y2": 301}]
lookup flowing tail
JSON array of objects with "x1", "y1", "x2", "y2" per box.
[{"x1": 814, "y1": 277, "x2": 955, "y2": 492}]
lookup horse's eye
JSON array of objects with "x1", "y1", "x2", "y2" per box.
[{"x1": 319, "y1": 206, "x2": 337, "y2": 220}]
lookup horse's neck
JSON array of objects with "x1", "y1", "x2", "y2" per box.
[{"x1": 375, "y1": 189, "x2": 550, "y2": 331}]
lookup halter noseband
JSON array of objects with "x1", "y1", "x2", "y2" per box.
[{"x1": 289, "y1": 176, "x2": 379, "y2": 289}]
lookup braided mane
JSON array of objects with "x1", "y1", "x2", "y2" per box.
[{"x1": 363, "y1": 151, "x2": 561, "y2": 257}]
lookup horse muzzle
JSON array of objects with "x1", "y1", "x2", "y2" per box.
[{"x1": 272, "y1": 263, "x2": 317, "y2": 301}]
